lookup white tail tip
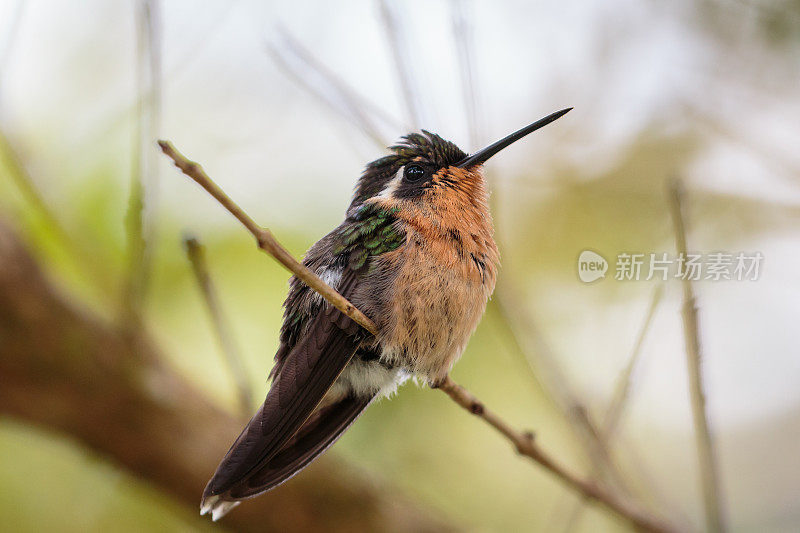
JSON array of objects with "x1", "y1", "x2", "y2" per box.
[{"x1": 200, "y1": 495, "x2": 240, "y2": 521}]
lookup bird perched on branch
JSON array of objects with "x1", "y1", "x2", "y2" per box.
[{"x1": 201, "y1": 108, "x2": 571, "y2": 520}]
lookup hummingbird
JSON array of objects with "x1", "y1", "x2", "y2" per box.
[{"x1": 200, "y1": 108, "x2": 571, "y2": 520}]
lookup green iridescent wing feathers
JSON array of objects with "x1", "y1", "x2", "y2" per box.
[
  {"x1": 277, "y1": 202, "x2": 405, "y2": 353},
  {"x1": 333, "y1": 203, "x2": 405, "y2": 270}
]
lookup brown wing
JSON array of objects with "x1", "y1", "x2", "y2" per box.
[
  {"x1": 225, "y1": 393, "x2": 375, "y2": 499},
  {"x1": 202, "y1": 272, "x2": 365, "y2": 500}
]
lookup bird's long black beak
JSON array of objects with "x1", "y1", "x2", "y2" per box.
[{"x1": 456, "y1": 107, "x2": 572, "y2": 168}]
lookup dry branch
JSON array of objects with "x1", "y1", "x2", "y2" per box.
[
  {"x1": 184, "y1": 235, "x2": 254, "y2": 416},
  {"x1": 158, "y1": 140, "x2": 377, "y2": 334},
  {"x1": 0, "y1": 129, "x2": 114, "y2": 293},
  {"x1": 122, "y1": 0, "x2": 163, "y2": 324},
  {"x1": 603, "y1": 284, "x2": 664, "y2": 440},
  {"x1": 450, "y1": 0, "x2": 483, "y2": 148},
  {"x1": 667, "y1": 178, "x2": 727, "y2": 533},
  {"x1": 159, "y1": 139, "x2": 677, "y2": 533},
  {"x1": 491, "y1": 284, "x2": 628, "y2": 493},
  {"x1": 0, "y1": 219, "x2": 449, "y2": 533},
  {"x1": 560, "y1": 284, "x2": 666, "y2": 532},
  {"x1": 268, "y1": 27, "x2": 398, "y2": 147},
  {"x1": 378, "y1": 0, "x2": 425, "y2": 128},
  {"x1": 435, "y1": 378, "x2": 673, "y2": 533}
]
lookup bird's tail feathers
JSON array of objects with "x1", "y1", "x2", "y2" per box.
[{"x1": 200, "y1": 393, "x2": 374, "y2": 519}]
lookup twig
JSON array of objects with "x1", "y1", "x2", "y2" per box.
[
  {"x1": 123, "y1": 0, "x2": 162, "y2": 323},
  {"x1": 560, "y1": 284, "x2": 665, "y2": 532},
  {"x1": 492, "y1": 284, "x2": 628, "y2": 492},
  {"x1": 0, "y1": 130, "x2": 114, "y2": 293},
  {"x1": 276, "y1": 26, "x2": 401, "y2": 131},
  {"x1": 602, "y1": 283, "x2": 664, "y2": 439},
  {"x1": 158, "y1": 140, "x2": 377, "y2": 334},
  {"x1": 0, "y1": 1, "x2": 112, "y2": 292},
  {"x1": 378, "y1": 0, "x2": 425, "y2": 128},
  {"x1": 450, "y1": 0, "x2": 483, "y2": 148},
  {"x1": 0, "y1": 220, "x2": 450, "y2": 533},
  {"x1": 693, "y1": 107, "x2": 800, "y2": 186},
  {"x1": 0, "y1": 132, "x2": 76, "y2": 262},
  {"x1": 92, "y1": 3, "x2": 239, "y2": 147},
  {"x1": 184, "y1": 235, "x2": 254, "y2": 416},
  {"x1": 267, "y1": 27, "x2": 398, "y2": 148},
  {"x1": 434, "y1": 377, "x2": 674, "y2": 533},
  {"x1": 667, "y1": 177, "x2": 727, "y2": 533},
  {"x1": 266, "y1": 26, "x2": 401, "y2": 149},
  {"x1": 158, "y1": 140, "x2": 676, "y2": 533}
]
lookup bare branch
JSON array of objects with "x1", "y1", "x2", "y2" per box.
[
  {"x1": 123, "y1": 0, "x2": 162, "y2": 323},
  {"x1": 0, "y1": 2, "x2": 113, "y2": 293},
  {"x1": 0, "y1": 130, "x2": 115, "y2": 293},
  {"x1": 377, "y1": 0, "x2": 425, "y2": 128},
  {"x1": 603, "y1": 283, "x2": 664, "y2": 439},
  {"x1": 492, "y1": 284, "x2": 629, "y2": 492},
  {"x1": 158, "y1": 140, "x2": 677, "y2": 533},
  {"x1": 158, "y1": 140, "x2": 378, "y2": 335},
  {"x1": 434, "y1": 376, "x2": 674, "y2": 533},
  {"x1": 184, "y1": 235, "x2": 254, "y2": 416},
  {"x1": 450, "y1": 0, "x2": 483, "y2": 147},
  {"x1": 267, "y1": 27, "x2": 398, "y2": 148},
  {"x1": 560, "y1": 283, "x2": 666, "y2": 532},
  {"x1": 668, "y1": 177, "x2": 727, "y2": 533},
  {"x1": 0, "y1": 219, "x2": 450, "y2": 533}
]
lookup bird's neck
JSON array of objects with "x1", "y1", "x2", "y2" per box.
[{"x1": 373, "y1": 170, "x2": 499, "y2": 280}]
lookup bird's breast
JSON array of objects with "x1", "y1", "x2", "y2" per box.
[{"x1": 377, "y1": 224, "x2": 498, "y2": 381}]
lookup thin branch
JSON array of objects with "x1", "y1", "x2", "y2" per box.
[
  {"x1": 0, "y1": 219, "x2": 450, "y2": 533},
  {"x1": 560, "y1": 283, "x2": 665, "y2": 532},
  {"x1": 158, "y1": 140, "x2": 377, "y2": 334},
  {"x1": 92, "y1": 3, "x2": 239, "y2": 147},
  {"x1": 693, "y1": 107, "x2": 800, "y2": 186},
  {"x1": 450, "y1": 0, "x2": 483, "y2": 148},
  {"x1": 158, "y1": 140, "x2": 676, "y2": 533},
  {"x1": 602, "y1": 283, "x2": 664, "y2": 439},
  {"x1": 123, "y1": 0, "x2": 148, "y2": 320},
  {"x1": 0, "y1": 132, "x2": 76, "y2": 260},
  {"x1": 434, "y1": 377, "x2": 674, "y2": 533},
  {"x1": 378, "y1": 0, "x2": 425, "y2": 128},
  {"x1": 492, "y1": 284, "x2": 629, "y2": 493},
  {"x1": 123, "y1": 0, "x2": 162, "y2": 323},
  {"x1": 267, "y1": 26, "x2": 402, "y2": 148},
  {"x1": 0, "y1": 130, "x2": 114, "y2": 293},
  {"x1": 0, "y1": 1, "x2": 112, "y2": 292},
  {"x1": 275, "y1": 26, "x2": 401, "y2": 131},
  {"x1": 267, "y1": 27, "x2": 399, "y2": 148},
  {"x1": 184, "y1": 235, "x2": 254, "y2": 416},
  {"x1": 667, "y1": 177, "x2": 727, "y2": 533}
]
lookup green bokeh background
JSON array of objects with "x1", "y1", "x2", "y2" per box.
[{"x1": 1, "y1": 1, "x2": 799, "y2": 531}]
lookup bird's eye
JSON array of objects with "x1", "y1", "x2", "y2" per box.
[{"x1": 404, "y1": 165, "x2": 425, "y2": 182}]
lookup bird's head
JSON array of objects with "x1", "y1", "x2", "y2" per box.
[{"x1": 349, "y1": 108, "x2": 571, "y2": 215}]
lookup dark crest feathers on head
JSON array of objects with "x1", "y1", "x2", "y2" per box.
[{"x1": 351, "y1": 131, "x2": 467, "y2": 207}]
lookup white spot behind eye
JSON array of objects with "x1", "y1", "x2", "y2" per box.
[{"x1": 375, "y1": 165, "x2": 405, "y2": 199}]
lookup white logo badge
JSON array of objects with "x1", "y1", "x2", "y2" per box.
[{"x1": 578, "y1": 250, "x2": 608, "y2": 283}]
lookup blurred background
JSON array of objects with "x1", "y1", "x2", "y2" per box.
[{"x1": 0, "y1": 0, "x2": 799, "y2": 531}]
